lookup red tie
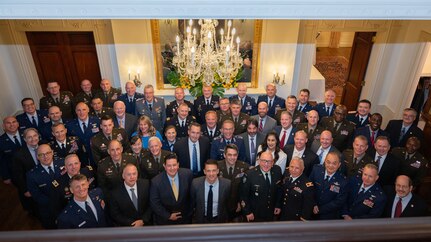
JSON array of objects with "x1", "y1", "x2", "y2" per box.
[
  {"x1": 394, "y1": 197, "x2": 402, "y2": 218},
  {"x1": 280, "y1": 130, "x2": 287, "y2": 148},
  {"x1": 370, "y1": 131, "x2": 376, "y2": 146},
  {"x1": 259, "y1": 119, "x2": 263, "y2": 132}
]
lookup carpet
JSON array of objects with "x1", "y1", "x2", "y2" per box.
[{"x1": 314, "y1": 56, "x2": 349, "y2": 90}]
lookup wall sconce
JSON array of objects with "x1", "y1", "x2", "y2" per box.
[
  {"x1": 128, "y1": 69, "x2": 142, "y2": 87},
  {"x1": 273, "y1": 72, "x2": 286, "y2": 85}
]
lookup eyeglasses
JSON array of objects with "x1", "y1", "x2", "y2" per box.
[{"x1": 37, "y1": 151, "x2": 53, "y2": 157}]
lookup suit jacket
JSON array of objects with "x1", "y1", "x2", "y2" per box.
[
  {"x1": 320, "y1": 117, "x2": 356, "y2": 151},
  {"x1": 57, "y1": 188, "x2": 107, "y2": 229},
  {"x1": 229, "y1": 95, "x2": 257, "y2": 116},
  {"x1": 191, "y1": 176, "x2": 231, "y2": 223},
  {"x1": 383, "y1": 192, "x2": 428, "y2": 218},
  {"x1": 296, "y1": 122, "x2": 324, "y2": 148},
  {"x1": 314, "y1": 103, "x2": 337, "y2": 119},
  {"x1": 384, "y1": 120, "x2": 424, "y2": 147},
  {"x1": 309, "y1": 164, "x2": 348, "y2": 219},
  {"x1": 95, "y1": 87, "x2": 122, "y2": 108},
  {"x1": 310, "y1": 142, "x2": 342, "y2": 164},
  {"x1": 161, "y1": 139, "x2": 178, "y2": 152},
  {"x1": 220, "y1": 113, "x2": 250, "y2": 135},
  {"x1": 174, "y1": 137, "x2": 211, "y2": 176},
  {"x1": 12, "y1": 146, "x2": 38, "y2": 193},
  {"x1": 16, "y1": 110, "x2": 49, "y2": 134},
  {"x1": 251, "y1": 115, "x2": 277, "y2": 135},
  {"x1": 113, "y1": 113, "x2": 138, "y2": 138},
  {"x1": 135, "y1": 97, "x2": 166, "y2": 133},
  {"x1": 66, "y1": 116, "x2": 101, "y2": 164},
  {"x1": 49, "y1": 136, "x2": 86, "y2": 162},
  {"x1": 165, "y1": 115, "x2": 196, "y2": 138},
  {"x1": 274, "y1": 126, "x2": 296, "y2": 148},
  {"x1": 283, "y1": 145, "x2": 319, "y2": 177},
  {"x1": 275, "y1": 109, "x2": 306, "y2": 127},
  {"x1": 368, "y1": 151, "x2": 400, "y2": 187},
  {"x1": 354, "y1": 126, "x2": 388, "y2": 147},
  {"x1": 201, "y1": 126, "x2": 221, "y2": 144},
  {"x1": 346, "y1": 112, "x2": 370, "y2": 128},
  {"x1": 0, "y1": 132, "x2": 23, "y2": 180},
  {"x1": 239, "y1": 132, "x2": 265, "y2": 165},
  {"x1": 257, "y1": 95, "x2": 286, "y2": 119},
  {"x1": 391, "y1": 147, "x2": 429, "y2": 186},
  {"x1": 341, "y1": 149, "x2": 375, "y2": 178},
  {"x1": 118, "y1": 92, "x2": 145, "y2": 115},
  {"x1": 150, "y1": 168, "x2": 193, "y2": 225},
  {"x1": 109, "y1": 179, "x2": 152, "y2": 226},
  {"x1": 193, "y1": 95, "x2": 220, "y2": 124},
  {"x1": 296, "y1": 103, "x2": 314, "y2": 114},
  {"x1": 140, "y1": 150, "x2": 172, "y2": 180},
  {"x1": 39, "y1": 91, "x2": 74, "y2": 119},
  {"x1": 166, "y1": 100, "x2": 196, "y2": 119},
  {"x1": 74, "y1": 90, "x2": 97, "y2": 108}
]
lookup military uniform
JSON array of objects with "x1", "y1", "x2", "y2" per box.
[
  {"x1": 90, "y1": 128, "x2": 130, "y2": 163},
  {"x1": 391, "y1": 147, "x2": 429, "y2": 186},
  {"x1": 275, "y1": 109, "x2": 306, "y2": 127},
  {"x1": 0, "y1": 132, "x2": 23, "y2": 180},
  {"x1": 257, "y1": 95, "x2": 286, "y2": 119},
  {"x1": 40, "y1": 91, "x2": 74, "y2": 120},
  {"x1": 74, "y1": 90, "x2": 97, "y2": 109},
  {"x1": 118, "y1": 92, "x2": 145, "y2": 115},
  {"x1": 193, "y1": 95, "x2": 220, "y2": 124},
  {"x1": 164, "y1": 115, "x2": 196, "y2": 138},
  {"x1": 341, "y1": 149, "x2": 376, "y2": 178},
  {"x1": 211, "y1": 136, "x2": 246, "y2": 161},
  {"x1": 229, "y1": 95, "x2": 257, "y2": 116},
  {"x1": 94, "y1": 87, "x2": 122, "y2": 108},
  {"x1": 166, "y1": 100, "x2": 196, "y2": 118},
  {"x1": 314, "y1": 103, "x2": 337, "y2": 119},
  {"x1": 295, "y1": 123, "x2": 324, "y2": 148},
  {"x1": 346, "y1": 112, "x2": 370, "y2": 128},
  {"x1": 278, "y1": 173, "x2": 315, "y2": 221},
  {"x1": 216, "y1": 110, "x2": 231, "y2": 126},
  {"x1": 239, "y1": 166, "x2": 282, "y2": 222},
  {"x1": 49, "y1": 136, "x2": 86, "y2": 162},
  {"x1": 202, "y1": 126, "x2": 221, "y2": 144},
  {"x1": 221, "y1": 113, "x2": 250, "y2": 135},
  {"x1": 97, "y1": 153, "x2": 137, "y2": 195},
  {"x1": 16, "y1": 110, "x2": 50, "y2": 135},
  {"x1": 139, "y1": 150, "x2": 171, "y2": 180},
  {"x1": 320, "y1": 117, "x2": 356, "y2": 151},
  {"x1": 90, "y1": 107, "x2": 115, "y2": 120},
  {"x1": 66, "y1": 116, "x2": 100, "y2": 166},
  {"x1": 135, "y1": 97, "x2": 166, "y2": 133}
]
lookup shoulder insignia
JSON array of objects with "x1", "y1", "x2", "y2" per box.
[
  {"x1": 87, "y1": 165, "x2": 93, "y2": 171},
  {"x1": 52, "y1": 180, "x2": 59, "y2": 187},
  {"x1": 306, "y1": 182, "x2": 313, "y2": 187}
]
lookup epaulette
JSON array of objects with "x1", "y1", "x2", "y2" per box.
[
  {"x1": 166, "y1": 117, "x2": 171, "y2": 121},
  {"x1": 306, "y1": 182, "x2": 314, "y2": 187},
  {"x1": 52, "y1": 180, "x2": 59, "y2": 187},
  {"x1": 87, "y1": 165, "x2": 93, "y2": 171}
]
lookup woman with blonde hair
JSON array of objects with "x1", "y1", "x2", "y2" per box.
[{"x1": 131, "y1": 115, "x2": 163, "y2": 149}]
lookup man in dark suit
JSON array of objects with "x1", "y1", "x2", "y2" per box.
[
  {"x1": 140, "y1": 137, "x2": 171, "y2": 180},
  {"x1": 369, "y1": 136, "x2": 400, "y2": 189},
  {"x1": 220, "y1": 99, "x2": 249, "y2": 135},
  {"x1": 150, "y1": 153, "x2": 193, "y2": 225},
  {"x1": 12, "y1": 128, "x2": 40, "y2": 215},
  {"x1": 341, "y1": 164, "x2": 386, "y2": 219},
  {"x1": 310, "y1": 130, "x2": 342, "y2": 166},
  {"x1": 166, "y1": 87, "x2": 196, "y2": 119},
  {"x1": 275, "y1": 95, "x2": 306, "y2": 126},
  {"x1": 135, "y1": 84, "x2": 166, "y2": 133},
  {"x1": 309, "y1": 152, "x2": 348, "y2": 220},
  {"x1": 341, "y1": 135, "x2": 375, "y2": 178},
  {"x1": 296, "y1": 110, "x2": 323, "y2": 147},
  {"x1": 90, "y1": 97, "x2": 115, "y2": 119},
  {"x1": 283, "y1": 130, "x2": 319, "y2": 177},
  {"x1": 16, "y1": 97, "x2": 50, "y2": 135},
  {"x1": 320, "y1": 105, "x2": 356, "y2": 151},
  {"x1": 109, "y1": 163, "x2": 151, "y2": 226},
  {"x1": 314, "y1": 89, "x2": 337, "y2": 119},
  {"x1": 251, "y1": 102, "x2": 277, "y2": 136},
  {"x1": 39, "y1": 81, "x2": 74, "y2": 120},
  {"x1": 117, "y1": 81, "x2": 144, "y2": 115},
  {"x1": 240, "y1": 151, "x2": 283, "y2": 222},
  {"x1": 211, "y1": 120, "x2": 246, "y2": 161},
  {"x1": 383, "y1": 175, "x2": 428, "y2": 218},
  {"x1": 74, "y1": 79, "x2": 97, "y2": 108},
  {"x1": 113, "y1": 100, "x2": 138, "y2": 138},
  {"x1": 194, "y1": 85, "x2": 220, "y2": 124},
  {"x1": 257, "y1": 83, "x2": 285, "y2": 119},
  {"x1": 201, "y1": 111, "x2": 221, "y2": 144},
  {"x1": 26, "y1": 144, "x2": 64, "y2": 229},
  {"x1": 346, "y1": 99, "x2": 372, "y2": 128},
  {"x1": 0, "y1": 116, "x2": 23, "y2": 184},
  {"x1": 229, "y1": 83, "x2": 257, "y2": 116},
  {"x1": 385, "y1": 108, "x2": 424, "y2": 148},
  {"x1": 57, "y1": 174, "x2": 107, "y2": 229},
  {"x1": 239, "y1": 118, "x2": 265, "y2": 166},
  {"x1": 296, "y1": 89, "x2": 314, "y2": 114},
  {"x1": 174, "y1": 123, "x2": 210, "y2": 177},
  {"x1": 94, "y1": 78, "x2": 122, "y2": 108},
  {"x1": 274, "y1": 111, "x2": 296, "y2": 149},
  {"x1": 191, "y1": 160, "x2": 231, "y2": 223},
  {"x1": 165, "y1": 103, "x2": 196, "y2": 138},
  {"x1": 354, "y1": 113, "x2": 388, "y2": 149}
]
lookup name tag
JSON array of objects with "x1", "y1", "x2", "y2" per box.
[{"x1": 78, "y1": 221, "x2": 87, "y2": 227}]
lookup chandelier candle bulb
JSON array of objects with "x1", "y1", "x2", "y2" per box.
[
  {"x1": 176, "y1": 35, "x2": 180, "y2": 56},
  {"x1": 191, "y1": 46, "x2": 195, "y2": 66},
  {"x1": 220, "y1": 29, "x2": 224, "y2": 44},
  {"x1": 236, "y1": 37, "x2": 240, "y2": 54},
  {"x1": 226, "y1": 45, "x2": 230, "y2": 66},
  {"x1": 231, "y1": 28, "x2": 236, "y2": 47},
  {"x1": 227, "y1": 20, "x2": 232, "y2": 40}
]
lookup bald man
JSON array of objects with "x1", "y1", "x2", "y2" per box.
[
  {"x1": 118, "y1": 81, "x2": 144, "y2": 115},
  {"x1": 113, "y1": 100, "x2": 138, "y2": 138},
  {"x1": 0, "y1": 116, "x2": 23, "y2": 183},
  {"x1": 320, "y1": 105, "x2": 356, "y2": 151},
  {"x1": 257, "y1": 83, "x2": 286, "y2": 119},
  {"x1": 314, "y1": 89, "x2": 337, "y2": 119}
]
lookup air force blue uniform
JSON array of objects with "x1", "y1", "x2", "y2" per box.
[
  {"x1": 66, "y1": 116, "x2": 100, "y2": 165},
  {"x1": 314, "y1": 103, "x2": 337, "y2": 119},
  {"x1": 210, "y1": 136, "x2": 246, "y2": 161},
  {"x1": 229, "y1": 95, "x2": 257, "y2": 116},
  {"x1": 257, "y1": 95, "x2": 285, "y2": 119},
  {"x1": 118, "y1": 93, "x2": 145, "y2": 115},
  {"x1": 0, "y1": 132, "x2": 23, "y2": 180}
]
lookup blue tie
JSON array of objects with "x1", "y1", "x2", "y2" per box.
[{"x1": 192, "y1": 143, "x2": 198, "y2": 174}]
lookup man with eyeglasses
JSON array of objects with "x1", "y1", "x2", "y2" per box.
[
  {"x1": 40, "y1": 80, "x2": 74, "y2": 120},
  {"x1": 26, "y1": 144, "x2": 64, "y2": 229},
  {"x1": 239, "y1": 151, "x2": 282, "y2": 222},
  {"x1": 16, "y1": 97, "x2": 49, "y2": 135},
  {"x1": 320, "y1": 105, "x2": 356, "y2": 152},
  {"x1": 385, "y1": 108, "x2": 424, "y2": 148}
]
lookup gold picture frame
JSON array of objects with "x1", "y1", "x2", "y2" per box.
[{"x1": 151, "y1": 19, "x2": 262, "y2": 90}]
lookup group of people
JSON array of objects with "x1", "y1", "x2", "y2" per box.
[{"x1": 0, "y1": 78, "x2": 428, "y2": 229}]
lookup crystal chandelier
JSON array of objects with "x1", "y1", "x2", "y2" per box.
[{"x1": 173, "y1": 19, "x2": 243, "y2": 87}]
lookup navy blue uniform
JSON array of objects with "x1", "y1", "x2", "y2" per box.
[
  {"x1": 229, "y1": 95, "x2": 257, "y2": 116},
  {"x1": 257, "y1": 95, "x2": 285, "y2": 119},
  {"x1": 309, "y1": 164, "x2": 348, "y2": 219},
  {"x1": 164, "y1": 115, "x2": 196, "y2": 138},
  {"x1": 166, "y1": 100, "x2": 196, "y2": 118},
  {"x1": 118, "y1": 92, "x2": 145, "y2": 115},
  {"x1": 346, "y1": 112, "x2": 370, "y2": 128},
  {"x1": 314, "y1": 103, "x2": 337, "y2": 119},
  {"x1": 49, "y1": 136, "x2": 86, "y2": 162},
  {"x1": 210, "y1": 136, "x2": 246, "y2": 161},
  {"x1": 193, "y1": 95, "x2": 220, "y2": 124},
  {"x1": 66, "y1": 116, "x2": 100, "y2": 166},
  {"x1": 0, "y1": 132, "x2": 23, "y2": 180},
  {"x1": 296, "y1": 103, "x2": 314, "y2": 114},
  {"x1": 16, "y1": 110, "x2": 50, "y2": 135}
]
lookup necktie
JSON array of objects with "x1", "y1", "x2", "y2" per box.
[
  {"x1": 171, "y1": 178, "x2": 179, "y2": 201},
  {"x1": 148, "y1": 104, "x2": 152, "y2": 112},
  {"x1": 359, "y1": 117, "x2": 364, "y2": 124},
  {"x1": 376, "y1": 156, "x2": 382, "y2": 171},
  {"x1": 82, "y1": 122, "x2": 87, "y2": 133},
  {"x1": 169, "y1": 143, "x2": 174, "y2": 152},
  {"x1": 229, "y1": 167, "x2": 233, "y2": 176},
  {"x1": 280, "y1": 130, "x2": 287, "y2": 148},
  {"x1": 358, "y1": 187, "x2": 366, "y2": 196},
  {"x1": 115, "y1": 163, "x2": 121, "y2": 173},
  {"x1": 182, "y1": 120, "x2": 185, "y2": 127},
  {"x1": 318, "y1": 148, "x2": 324, "y2": 164},
  {"x1": 130, "y1": 188, "x2": 138, "y2": 210},
  {"x1": 399, "y1": 127, "x2": 406, "y2": 142},
  {"x1": 85, "y1": 201, "x2": 97, "y2": 221},
  {"x1": 129, "y1": 98, "x2": 133, "y2": 103},
  {"x1": 324, "y1": 175, "x2": 330, "y2": 182},
  {"x1": 226, "y1": 140, "x2": 231, "y2": 145},
  {"x1": 299, "y1": 105, "x2": 303, "y2": 112},
  {"x1": 31, "y1": 116, "x2": 37, "y2": 127},
  {"x1": 155, "y1": 157, "x2": 160, "y2": 164},
  {"x1": 370, "y1": 130, "x2": 376, "y2": 146},
  {"x1": 61, "y1": 143, "x2": 66, "y2": 150},
  {"x1": 120, "y1": 119, "x2": 124, "y2": 128},
  {"x1": 13, "y1": 135, "x2": 21, "y2": 147},
  {"x1": 394, "y1": 197, "x2": 403, "y2": 218},
  {"x1": 207, "y1": 185, "x2": 213, "y2": 218},
  {"x1": 48, "y1": 166, "x2": 55, "y2": 177},
  {"x1": 250, "y1": 138, "x2": 256, "y2": 164},
  {"x1": 269, "y1": 99, "x2": 273, "y2": 109},
  {"x1": 32, "y1": 148, "x2": 39, "y2": 165},
  {"x1": 209, "y1": 130, "x2": 213, "y2": 138},
  {"x1": 335, "y1": 122, "x2": 341, "y2": 131},
  {"x1": 192, "y1": 143, "x2": 198, "y2": 174},
  {"x1": 234, "y1": 117, "x2": 238, "y2": 125},
  {"x1": 206, "y1": 100, "x2": 210, "y2": 105},
  {"x1": 241, "y1": 97, "x2": 244, "y2": 106},
  {"x1": 354, "y1": 157, "x2": 358, "y2": 165},
  {"x1": 259, "y1": 119, "x2": 263, "y2": 132},
  {"x1": 104, "y1": 92, "x2": 108, "y2": 99},
  {"x1": 326, "y1": 106, "x2": 330, "y2": 116},
  {"x1": 55, "y1": 98, "x2": 59, "y2": 104},
  {"x1": 309, "y1": 128, "x2": 314, "y2": 135},
  {"x1": 107, "y1": 135, "x2": 112, "y2": 141},
  {"x1": 265, "y1": 173, "x2": 271, "y2": 186}
]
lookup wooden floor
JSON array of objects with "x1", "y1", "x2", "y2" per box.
[
  {"x1": 316, "y1": 47, "x2": 352, "y2": 104},
  {"x1": 0, "y1": 180, "x2": 43, "y2": 231}
]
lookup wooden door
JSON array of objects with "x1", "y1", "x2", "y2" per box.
[
  {"x1": 341, "y1": 32, "x2": 376, "y2": 111},
  {"x1": 26, "y1": 32, "x2": 102, "y2": 95}
]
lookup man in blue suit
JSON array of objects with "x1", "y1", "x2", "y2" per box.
[
  {"x1": 274, "y1": 111, "x2": 296, "y2": 149},
  {"x1": 229, "y1": 83, "x2": 257, "y2": 116},
  {"x1": 347, "y1": 99, "x2": 372, "y2": 128},
  {"x1": 150, "y1": 153, "x2": 193, "y2": 225},
  {"x1": 384, "y1": 108, "x2": 424, "y2": 148},
  {"x1": 118, "y1": 81, "x2": 144, "y2": 115},
  {"x1": 296, "y1": 89, "x2": 314, "y2": 114},
  {"x1": 57, "y1": 174, "x2": 107, "y2": 229},
  {"x1": 314, "y1": 89, "x2": 337, "y2": 119},
  {"x1": 66, "y1": 102, "x2": 100, "y2": 166},
  {"x1": 16, "y1": 98, "x2": 50, "y2": 135},
  {"x1": 309, "y1": 152, "x2": 348, "y2": 220},
  {"x1": 0, "y1": 116, "x2": 23, "y2": 184},
  {"x1": 257, "y1": 83, "x2": 285, "y2": 119},
  {"x1": 341, "y1": 164, "x2": 387, "y2": 219},
  {"x1": 354, "y1": 113, "x2": 388, "y2": 149}
]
